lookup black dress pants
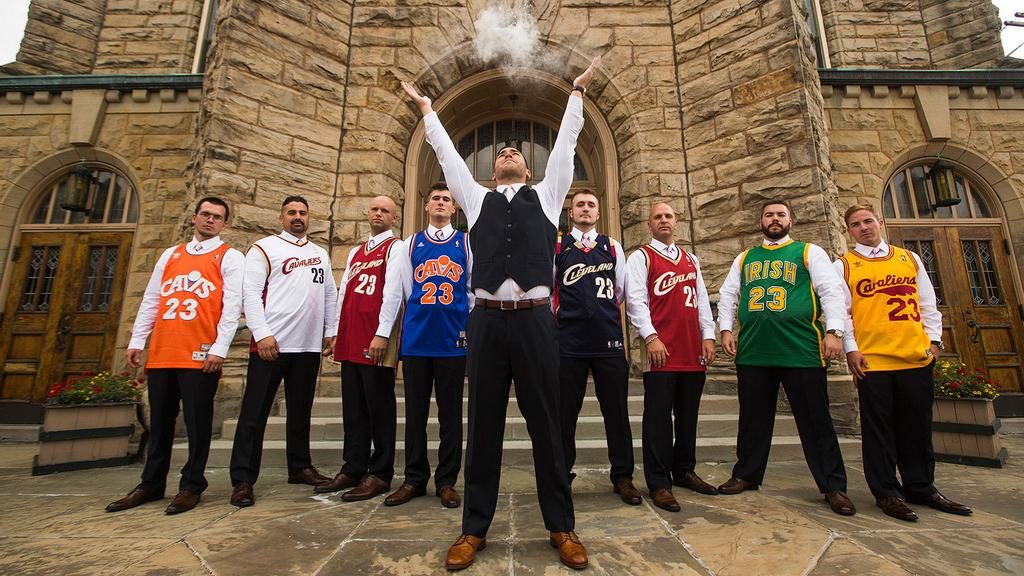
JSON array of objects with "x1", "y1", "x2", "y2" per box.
[
  {"x1": 560, "y1": 355, "x2": 633, "y2": 484},
  {"x1": 463, "y1": 306, "x2": 574, "y2": 537},
  {"x1": 339, "y1": 361, "x2": 397, "y2": 481},
  {"x1": 642, "y1": 370, "x2": 705, "y2": 491},
  {"x1": 732, "y1": 365, "x2": 847, "y2": 493},
  {"x1": 139, "y1": 368, "x2": 219, "y2": 494},
  {"x1": 858, "y1": 363, "x2": 936, "y2": 499},
  {"x1": 401, "y1": 356, "x2": 465, "y2": 490},
  {"x1": 230, "y1": 352, "x2": 321, "y2": 485}
]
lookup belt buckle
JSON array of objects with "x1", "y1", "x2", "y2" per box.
[{"x1": 499, "y1": 300, "x2": 516, "y2": 311}]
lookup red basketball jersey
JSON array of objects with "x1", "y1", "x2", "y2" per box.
[
  {"x1": 335, "y1": 237, "x2": 398, "y2": 364},
  {"x1": 642, "y1": 244, "x2": 705, "y2": 372}
]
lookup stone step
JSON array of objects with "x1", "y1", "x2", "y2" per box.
[
  {"x1": 0, "y1": 424, "x2": 40, "y2": 442},
  {"x1": 220, "y1": 412, "x2": 798, "y2": 442},
  {"x1": 291, "y1": 394, "x2": 741, "y2": 419},
  {"x1": 187, "y1": 436, "x2": 862, "y2": 468}
]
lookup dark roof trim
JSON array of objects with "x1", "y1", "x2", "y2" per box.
[
  {"x1": 0, "y1": 74, "x2": 204, "y2": 92},
  {"x1": 819, "y1": 68, "x2": 1024, "y2": 87}
]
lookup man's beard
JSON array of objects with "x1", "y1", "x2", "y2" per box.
[{"x1": 761, "y1": 222, "x2": 790, "y2": 240}]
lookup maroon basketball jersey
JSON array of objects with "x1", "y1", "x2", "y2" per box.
[
  {"x1": 335, "y1": 237, "x2": 398, "y2": 364},
  {"x1": 641, "y1": 244, "x2": 705, "y2": 372}
]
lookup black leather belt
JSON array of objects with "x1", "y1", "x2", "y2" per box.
[{"x1": 477, "y1": 297, "x2": 550, "y2": 310}]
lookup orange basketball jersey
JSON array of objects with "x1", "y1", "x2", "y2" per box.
[{"x1": 146, "y1": 243, "x2": 230, "y2": 369}]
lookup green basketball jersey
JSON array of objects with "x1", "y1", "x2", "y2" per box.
[{"x1": 735, "y1": 240, "x2": 825, "y2": 368}]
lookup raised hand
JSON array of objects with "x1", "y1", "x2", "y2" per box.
[
  {"x1": 572, "y1": 56, "x2": 601, "y2": 91},
  {"x1": 401, "y1": 80, "x2": 433, "y2": 116}
]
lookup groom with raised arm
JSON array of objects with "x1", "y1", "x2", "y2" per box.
[{"x1": 402, "y1": 56, "x2": 599, "y2": 571}]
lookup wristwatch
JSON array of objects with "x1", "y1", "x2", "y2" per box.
[
  {"x1": 827, "y1": 329, "x2": 844, "y2": 338},
  {"x1": 572, "y1": 85, "x2": 586, "y2": 95},
  {"x1": 930, "y1": 340, "x2": 945, "y2": 350}
]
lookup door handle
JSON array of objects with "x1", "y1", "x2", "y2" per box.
[
  {"x1": 966, "y1": 319, "x2": 980, "y2": 344},
  {"x1": 56, "y1": 314, "x2": 73, "y2": 351}
]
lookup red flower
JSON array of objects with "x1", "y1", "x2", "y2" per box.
[{"x1": 950, "y1": 382, "x2": 961, "y2": 390}]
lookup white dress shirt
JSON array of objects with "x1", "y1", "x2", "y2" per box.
[
  {"x1": 568, "y1": 227, "x2": 626, "y2": 305},
  {"x1": 336, "y1": 229, "x2": 405, "y2": 338},
  {"x1": 832, "y1": 240, "x2": 943, "y2": 353},
  {"x1": 717, "y1": 235, "x2": 846, "y2": 333},
  {"x1": 625, "y1": 239, "x2": 716, "y2": 341},
  {"x1": 129, "y1": 235, "x2": 245, "y2": 359},
  {"x1": 423, "y1": 96, "x2": 584, "y2": 300}
]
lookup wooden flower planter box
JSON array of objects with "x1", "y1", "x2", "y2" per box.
[
  {"x1": 32, "y1": 403, "x2": 137, "y2": 475},
  {"x1": 932, "y1": 398, "x2": 1007, "y2": 468}
]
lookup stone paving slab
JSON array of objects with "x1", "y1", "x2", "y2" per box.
[{"x1": 0, "y1": 437, "x2": 1021, "y2": 575}]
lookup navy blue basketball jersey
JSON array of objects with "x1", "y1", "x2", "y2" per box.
[
  {"x1": 555, "y1": 233, "x2": 625, "y2": 358},
  {"x1": 401, "y1": 230, "x2": 470, "y2": 357}
]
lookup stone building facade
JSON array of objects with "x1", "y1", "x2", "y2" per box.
[{"x1": 0, "y1": 0, "x2": 1021, "y2": 429}]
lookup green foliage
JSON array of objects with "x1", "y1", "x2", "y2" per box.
[{"x1": 46, "y1": 371, "x2": 143, "y2": 405}]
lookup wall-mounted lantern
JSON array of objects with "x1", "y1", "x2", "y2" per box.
[
  {"x1": 59, "y1": 162, "x2": 94, "y2": 212},
  {"x1": 928, "y1": 159, "x2": 961, "y2": 208}
]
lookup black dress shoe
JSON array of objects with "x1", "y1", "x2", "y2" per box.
[
  {"x1": 674, "y1": 471, "x2": 718, "y2": 495},
  {"x1": 824, "y1": 490, "x2": 857, "y2": 516},
  {"x1": 650, "y1": 488, "x2": 681, "y2": 512},
  {"x1": 288, "y1": 467, "x2": 332, "y2": 486},
  {"x1": 877, "y1": 496, "x2": 918, "y2": 522},
  {"x1": 105, "y1": 488, "x2": 164, "y2": 512},
  {"x1": 384, "y1": 482, "x2": 426, "y2": 506},
  {"x1": 314, "y1": 472, "x2": 361, "y2": 494},
  {"x1": 906, "y1": 491, "x2": 972, "y2": 516},
  {"x1": 718, "y1": 477, "x2": 758, "y2": 495},
  {"x1": 165, "y1": 490, "x2": 201, "y2": 515},
  {"x1": 613, "y1": 478, "x2": 642, "y2": 505},
  {"x1": 230, "y1": 482, "x2": 255, "y2": 507}
]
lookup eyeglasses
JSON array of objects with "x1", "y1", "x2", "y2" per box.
[{"x1": 197, "y1": 211, "x2": 225, "y2": 222}]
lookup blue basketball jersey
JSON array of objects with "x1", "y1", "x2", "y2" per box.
[
  {"x1": 555, "y1": 233, "x2": 625, "y2": 358},
  {"x1": 401, "y1": 230, "x2": 470, "y2": 357}
]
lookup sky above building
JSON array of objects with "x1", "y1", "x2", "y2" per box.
[{"x1": 0, "y1": 1, "x2": 1022, "y2": 66}]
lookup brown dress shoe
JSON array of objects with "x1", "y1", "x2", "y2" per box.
[
  {"x1": 384, "y1": 482, "x2": 426, "y2": 507},
  {"x1": 165, "y1": 490, "x2": 201, "y2": 515},
  {"x1": 230, "y1": 482, "x2": 255, "y2": 507},
  {"x1": 650, "y1": 488, "x2": 681, "y2": 512},
  {"x1": 718, "y1": 477, "x2": 758, "y2": 495},
  {"x1": 314, "y1": 472, "x2": 360, "y2": 494},
  {"x1": 342, "y1": 474, "x2": 390, "y2": 502},
  {"x1": 105, "y1": 488, "x2": 163, "y2": 512},
  {"x1": 825, "y1": 490, "x2": 857, "y2": 516},
  {"x1": 549, "y1": 531, "x2": 588, "y2": 570},
  {"x1": 288, "y1": 467, "x2": 331, "y2": 486},
  {"x1": 613, "y1": 478, "x2": 642, "y2": 505},
  {"x1": 877, "y1": 496, "x2": 918, "y2": 522},
  {"x1": 445, "y1": 534, "x2": 486, "y2": 570},
  {"x1": 437, "y1": 485, "x2": 461, "y2": 508},
  {"x1": 906, "y1": 491, "x2": 972, "y2": 516},
  {"x1": 674, "y1": 471, "x2": 718, "y2": 495}
]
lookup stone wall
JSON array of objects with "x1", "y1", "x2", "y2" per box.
[
  {"x1": 93, "y1": 0, "x2": 206, "y2": 73},
  {"x1": 2, "y1": 0, "x2": 107, "y2": 74},
  {"x1": 819, "y1": 0, "x2": 1004, "y2": 70}
]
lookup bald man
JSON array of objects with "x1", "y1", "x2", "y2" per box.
[{"x1": 316, "y1": 196, "x2": 405, "y2": 502}]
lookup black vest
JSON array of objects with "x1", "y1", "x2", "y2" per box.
[
  {"x1": 555, "y1": 234, "x2": 624, "y2": 357},
  {"x1": 470, "y1": 187, "x2": 556, "y2": 293}
]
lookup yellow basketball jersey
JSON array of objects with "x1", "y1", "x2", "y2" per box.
[{"x1": 840, "y1": 247, "x2": 933, "y2": 371}]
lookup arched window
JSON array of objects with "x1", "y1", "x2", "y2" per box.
[
  {"x1": 30, "y1": 168, "x2": 139, "y2": 225},
  {"x1": 882, "y1": 163, "x2": 991, "y2": 220}
]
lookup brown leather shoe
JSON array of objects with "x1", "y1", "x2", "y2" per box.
[
  {"x1": 288, "y1": 467, "x2": 331, "y2": 486},
  {"x1": 314, "y1": 472, "x2": 361, "y2": 494},
  {"x1": 384, "y1": 482, "x2": 426, "y2": 507},
  {"x1": 613, "y1": 478, "x2": 642, "y2": 505},
  {"x1": 230, "y1": 482, "x2": 255, "y2": 507},
  {"x1": 825, "y1": 490, "x2": 857, "y2": 516},
  {"x1": 877, "y1": 496, "x2": 918, "y2": 522},
  {"x1": 650, "y1": 488, "x2": 681, "y2": 512},
  {"x1": 549, "y1": 531, "x2": 588, "y2": 570},
  {"x1": 341, "y1": 474, "x2": 390, "y2": 502},
  {"x1": 165, "y1": 490, "x2": 201, "y2": 515},
  {"x1": 437, "y1": 485, "x2": 461, "y2": 508},
  {"x1": 718, "y1": 477, "x2": 758, "y2": 495},
  {"x1": 105, "y1": 487, "x2": 163, "y2": 512},
  {"x1": 674, "y1": 471, "x2": 718, "y2": 495},
  {"x1": 445, "y1": 534, "x2": 486, "y2": 570},
  {"x1": 906, "y1": 491, "x2": 972, "y2": 516}
]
